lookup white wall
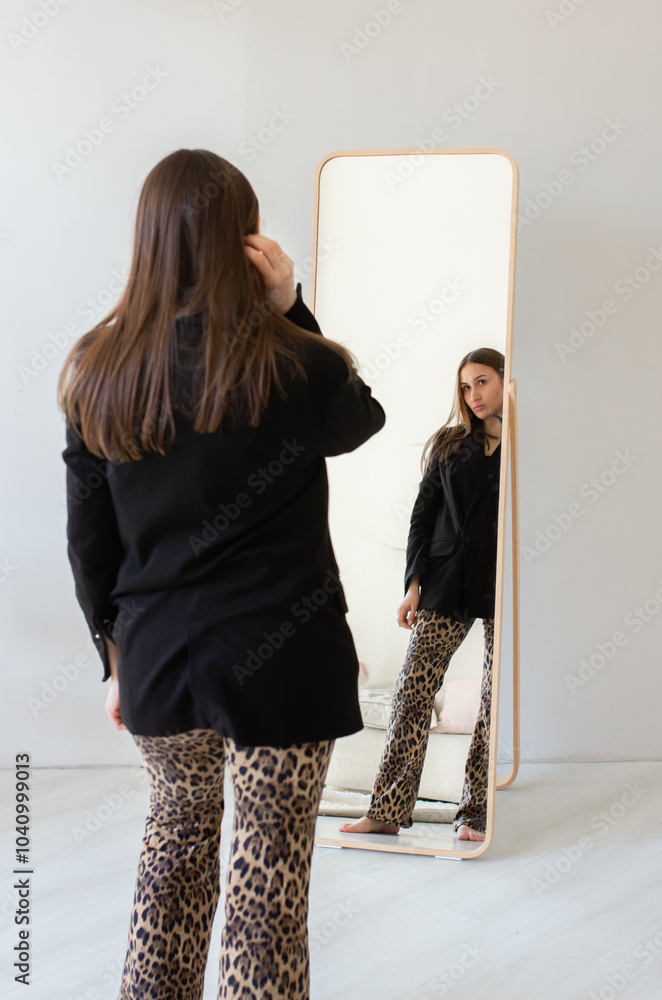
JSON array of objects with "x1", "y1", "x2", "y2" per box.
[{"x1": 1, "y1": 0, "x2": 661, "y2": 766}]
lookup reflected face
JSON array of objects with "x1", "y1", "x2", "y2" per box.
[{"x1": 459, "y1": 364, "x2": 503, "y2": 419}]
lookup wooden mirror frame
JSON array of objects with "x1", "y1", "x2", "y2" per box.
[{"x1": 309, "y1": 149, "x2": 520, "y2": 859}]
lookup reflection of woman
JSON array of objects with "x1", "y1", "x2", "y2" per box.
[
  {"x1": 341, "y1": 348, "x2": 504, "y2": 842},
  {"x1": 59, "y1": 150, "x2": 385, "y2": 998}
]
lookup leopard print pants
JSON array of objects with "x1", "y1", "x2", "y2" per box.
[
  {"x1": 365, "y1": 610, "x2": 494, "y2": 833},
  {"x1": 118, "y1": 729, "x2": 335, "y2": 1000}
]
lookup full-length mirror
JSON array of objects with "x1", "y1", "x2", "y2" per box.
[{"x1": 310, "y1": 149, "x2": 519, "y2": 859}]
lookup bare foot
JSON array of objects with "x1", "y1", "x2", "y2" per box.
[
  {"x1": 455, "y1": 824, "x2": 485, "y2": 842},
  {"x1": 338, "y1": 817, "x2": 400, "y2": 835}
]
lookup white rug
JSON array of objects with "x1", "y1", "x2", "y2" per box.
[{"x1": 319, "y1": 785, "x2": 458, "y2": 824}]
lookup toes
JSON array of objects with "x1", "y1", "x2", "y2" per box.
[{"x1": 456, "y1": 825, "x2": 486, "y2": 842}]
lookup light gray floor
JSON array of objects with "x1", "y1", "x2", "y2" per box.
[{"x1": 2, "y1": 762, "x2": 662, "y2": 999}]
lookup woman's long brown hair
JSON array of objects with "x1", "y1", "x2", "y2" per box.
[
  {"x1": 58, "y1": 149, "x2": 356, "y2": 462},
  {"x1": 420, "y1": 347, "x2": 505, "y2": 472}
]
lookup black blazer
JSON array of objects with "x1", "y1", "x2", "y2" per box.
[
  {"x1": 63, "y1": 287, "x2": 386, "y2": 745},
  {"x1": 404, "y1": 426, "x2": 501, "y2": 622}
]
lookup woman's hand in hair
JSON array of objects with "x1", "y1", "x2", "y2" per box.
[
  {"x1": 397, "y1": 579, "x2": 420, "y2": 630},
  {"x1": 244, "y1": 234, "x2": 297, "y2": 313},
  {"x1": 104, "y1": 637, "x2": 127, "y2": 731}
]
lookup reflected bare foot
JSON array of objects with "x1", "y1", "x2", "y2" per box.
[
  {"x1": 455, "y1": 824, "x2": 486, "y2": 842},
  {"x1": 339, "y1": 817, "x2": 400, "y2": 835}
]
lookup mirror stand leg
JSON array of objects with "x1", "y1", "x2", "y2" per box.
[{"x1": 496, "y1": 380, "x2": 520, "y2": 790}]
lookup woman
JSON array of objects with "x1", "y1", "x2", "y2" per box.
[
  {"x1": 58, "y1": 149, "x2": 385, "y2": 999},
  {"x1": 340, "y1": 348, "x2": 503, "y2": 842}
]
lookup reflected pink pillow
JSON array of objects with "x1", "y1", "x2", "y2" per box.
[{"x1": 431, "y1": 678, "x2": 481, "y2": 734}]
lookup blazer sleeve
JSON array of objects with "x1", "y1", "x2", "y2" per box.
[
  {"x1": 283, "y1": 282, "x2": 322, "y2": 334},
  {"x1": 62, "y1": 420, "x2": 124, "y2": 681},
  {"x1": 403, "y1": 460, "x2": 444, "y2": 595},
  {"x1": 321, "y1": 360, "x2": 386, "y2": 457},
  {"x1": 285, "y1": 283, "x2": 386, "y2": 457}
]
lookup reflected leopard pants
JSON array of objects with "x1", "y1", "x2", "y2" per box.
[
  {"x1": 365, "y1": 611, "x2": 494, "y2": 832},
  {"x1": 118, "y1": 730, "x2": 334, "y2": 1000}
]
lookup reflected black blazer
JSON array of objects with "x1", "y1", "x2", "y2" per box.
[
  {"x1": 63, "y1": 288, "x2": 386, "y2": 745},
  {"x1": 404, "y1": 426, "x2": 501, "y2": 622}
]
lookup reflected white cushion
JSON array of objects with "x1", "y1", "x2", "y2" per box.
[
  {"x1": 431, "y1": 678, "x2": 481, "y2": 734},
  {"x1": 325, "y1": 725, "x2": 471, "y2": 804},
  {"x1": 359, "y1": 687, "x2": 435, "y2": 730}
]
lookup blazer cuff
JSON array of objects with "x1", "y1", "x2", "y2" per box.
[
  {"x1": 283, "y1": 282, "x2": 322, "y2": 334},
  {"x1": 404, "y1": 551, "x2": 429, "y2": 594},
  {"x1": 90, "y1": 615, "x2": 117, "y2": 682}
]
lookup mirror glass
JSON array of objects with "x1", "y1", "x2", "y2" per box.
[{"x1": 310, "y1": 149, "x2": 518, "y2": 858}]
